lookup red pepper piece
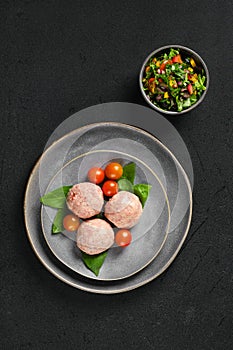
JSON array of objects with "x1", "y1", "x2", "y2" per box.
[
  {"x1": 172, "y1": 54, "x2": 183, "y2": 64},
  {"x1": 187, "y1": 83, "x2": 193, "y2": 95},
  {"x1": 160, "y1": 59, "x2": 172, "y2": 71}
]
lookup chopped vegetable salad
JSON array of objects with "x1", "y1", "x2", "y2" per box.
[{"x1": 142, "y1": 48, "x2": 206, "y2": 112}]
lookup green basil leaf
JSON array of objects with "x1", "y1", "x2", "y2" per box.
[
  {"x1": 40, "y1": 186, "x2": 72, "y2": 208},
  {"x1": 52, "y1": 207, "x2": 66, "y2": 234},
  {"x1": 118, "y1": 178, "x2": 134, "y2": 193},
  {"x1": 121, "y1": 162, "x2": 136, "y2": 184},
  {"x1": 81, "y1": 251, "x2": 108, "y2": 276},
  {"x1": 134, "y1": 184, "x2": 152, "y2": 208},
  {"x1": 95, "y1": 212, "x2": 105, "y2": 220}
]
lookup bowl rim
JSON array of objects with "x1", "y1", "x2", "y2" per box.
[{"x1": 139, "y1": 44, "x2": 210, "y2": 115}]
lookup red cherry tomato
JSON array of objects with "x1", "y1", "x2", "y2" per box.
[
  {"x1": 160, "y1": 59, "x2": 172, "y2": 71},
  {"x1": 102, "y1": 180, "x2": 118, "y2": 197},
  {"x1": 88, "y1": 167, "x2": 105, "y2": 184},
  {"x1": 172, "y1": 54, "x2": 183, "y2": 64},
  {"x1": 105, "y1": 163, "x2": 123, "y2": 180},
  {"x1": 115, "y1": 229, "x2": 132, "y2": 247},
  {"x1": 63, "y1": 214, "x2": 80, "y2": 232}
]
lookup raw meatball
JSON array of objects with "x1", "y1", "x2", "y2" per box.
[
  {"x1": 67, "y1": 182, "x2": 104, "y2": 219},
  {"x1": 104, "y1": 191, "x2": 142, "y2": 228},
  {"x1": 77, "y1": 219, "x2": 114, "y2": 255}
]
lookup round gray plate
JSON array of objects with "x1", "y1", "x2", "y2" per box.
[
  {"x1": 24, "y1": 122, "x2": 192, "y2": 293},
  {"x1": 41, "y1": 146, "x2": 170, "y2": 281}
]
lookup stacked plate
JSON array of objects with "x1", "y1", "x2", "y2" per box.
[{"x1": 24, "y1": 104, "x2": 192, "y2": 294}]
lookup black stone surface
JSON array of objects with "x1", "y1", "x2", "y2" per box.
[{"x1": 1, "y1": 1, "x2": 232, "y2": 349}]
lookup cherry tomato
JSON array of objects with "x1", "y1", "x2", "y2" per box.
[
  {"x1": 105, "y1": 162, "x2": 123, "y2": 180},
  {"x1": 172, "y1": 54, "x2": 183, "y2": 64},
  {"x1": 63, "y1": 214, "x2": 80, "y2": 232},
  {"x1": 115, "y1": 229, "x2": 132, "y2": 247},
  {"x1": 88, "y1": 167, "x2": 105, "y2": 184},
  {"x1": 160, "y1": 59, "x2": 172, "y2": 71},
  {"x1": 148, "y1": 77, "x2": 156, "y2": 93},
  {"x1": 102, "y1": 180, "x2": 118, "y2": 197}
]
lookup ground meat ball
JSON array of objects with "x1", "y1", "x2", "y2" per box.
[
  {"x1": 104, "y1": 191, "x2": 143, "y2": 228},
  {"x1": 77, "y1": 219, "x2": 114, "y2": 255},
  {"x1": 66, "y1": 182, "x2": 104, "y2": 219}
]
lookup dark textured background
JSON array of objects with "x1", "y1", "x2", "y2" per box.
[{"x1": 1, "y1": 0, "x2": 233, "y2": 349}]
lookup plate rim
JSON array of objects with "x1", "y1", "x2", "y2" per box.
[{"x1": 24, "y1": 121, "x2": 193, "y2": 294}]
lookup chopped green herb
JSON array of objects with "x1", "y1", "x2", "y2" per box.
[
  {"x1": 182, "y1": 98, "x2": 191, "y2": 108},
  {"x1": 168, "y1": 48, "x2": 180, "y2": 59}
]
